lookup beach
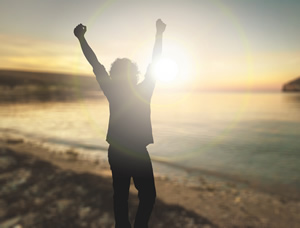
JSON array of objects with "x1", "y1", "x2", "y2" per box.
[
  {"x1": 1, "y1": 134, "x2": 299, "y2": 228},
  {"x1": 2, "y1": 0, "x2": 300, "y2": 227}
]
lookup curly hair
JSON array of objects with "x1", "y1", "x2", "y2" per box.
[{"x1": 109, "y1": 58, "x2": 139, "y2": 85}]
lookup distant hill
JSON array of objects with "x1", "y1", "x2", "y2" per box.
[
  {"x1": 0, "y1": 69, "x2": 100, "y2": 91},
  {"x1": 282, "y1": 77, "x2": 300, "y2": 92},
  {"x1": 0, "y1": 70, "x2": 103, "y2": 102}
]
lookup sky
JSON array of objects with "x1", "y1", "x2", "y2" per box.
[{"x1": 1, "y1": 0, "x2": 300, "y2": 92}]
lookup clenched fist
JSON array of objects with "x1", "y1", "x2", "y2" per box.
[
  {"x1": 156, "y1": 19, "x2": 166, "y2": 34},
  {"x1": 74, "y1": 24, "x2": 87, "y2": 39}
]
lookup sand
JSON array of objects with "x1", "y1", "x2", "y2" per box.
[{"x1": 0, "y1": 135, "x2": 299, "y2": 228}]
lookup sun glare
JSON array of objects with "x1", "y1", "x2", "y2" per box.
[{"x1": 154, "y1": 58, "x2": 179, "y2": 83}]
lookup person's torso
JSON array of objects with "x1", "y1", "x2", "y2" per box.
[{"x1": 106, "y1": 84, "x2": 153, "y2": 147}]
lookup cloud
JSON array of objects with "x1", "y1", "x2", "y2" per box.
[{"x1": 0, "y1": 34, "x2": 92, "y2": 74}]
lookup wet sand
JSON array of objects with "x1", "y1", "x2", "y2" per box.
[{"x1": 0, "y1": 135, "x2": 299, "y2": 228}]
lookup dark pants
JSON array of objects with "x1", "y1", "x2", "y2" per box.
[{"x1": 108, "y1": 144, "x2": 156, "y2": 228}]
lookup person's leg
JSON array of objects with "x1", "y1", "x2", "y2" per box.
[
  {"x1": 111, "y1": 171, "x2": 131, "y2": 228},
  {"x1": 132, "y1": 147, "x2": 156, "y2": 228},
  {"x1": 108, "y1": 145, "x2": 132, "y2": 228}
]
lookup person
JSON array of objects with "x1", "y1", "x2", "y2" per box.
[{"x1": 74, "y1": 19, "x2": 166, "y2": 228}]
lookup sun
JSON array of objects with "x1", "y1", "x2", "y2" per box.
[{"x1": 154, "y1": 58, "x2": 179, "y2": 83}]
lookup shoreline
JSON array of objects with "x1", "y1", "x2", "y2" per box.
[
  {"x1": 2, "y1": 129, "x2": 299, "y2": 201},
  {"x1": 1, "y1": 134, "x2": 300, "y2": 227}
]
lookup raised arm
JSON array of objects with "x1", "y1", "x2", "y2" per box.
[
  {"x1": 74, "y1": 24, "x2": 111, "y2": 98},
  {"x1": 139, "y1": 19, "x2": 166, "y2": 98},
  {"x1": 152, "y1": 19, "x2": 166, "y2": 63},
  {"x1": 74, "y1": 24, "x2": 100, "y2": 68}
]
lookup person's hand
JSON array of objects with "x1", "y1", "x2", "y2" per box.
[
  {"x1": 156, "y1": 19, "x2": 166, "y2": 34},
  {"x1": 74, "y1": 24, "x2": 87, "y2": 39}
]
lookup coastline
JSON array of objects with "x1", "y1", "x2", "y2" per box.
[
  {"x1": 2, "y1": 128, "x2": 299, "y2": 201},
  {"x1": 0, "y1": 134, "x2": 299, "y2": 227}
]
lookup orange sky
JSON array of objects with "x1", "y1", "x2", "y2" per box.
[{"x1": 1, "y1": 0, "x2": 300, "y2": 92}]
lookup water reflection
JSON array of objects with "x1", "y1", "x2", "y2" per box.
[
  {"x1": 283, "y1": 93, "x2": 300, "y2": 110},
  {"x1": 1, "y1": 92, "x2": 300, "y2": 196},
  {"x1": 0, "y1": 85, "x2": 103, "y2": 103}
]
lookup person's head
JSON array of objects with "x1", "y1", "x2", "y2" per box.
[{"x1": 109, "y1": 58, "x2": 139, "y2": 85}]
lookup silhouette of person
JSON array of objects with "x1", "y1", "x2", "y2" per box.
[{"x1": 74, "y1": 19, "x2": 166, "y2": 228}]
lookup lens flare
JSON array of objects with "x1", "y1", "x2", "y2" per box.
[{"x1": 154, "y1": 58, "x2": 179, "y2": 83}]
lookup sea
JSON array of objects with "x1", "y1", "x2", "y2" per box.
[{"x1": 1, "y1": 91, "x2": 300, "y2": 197}]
